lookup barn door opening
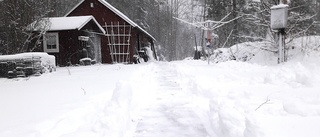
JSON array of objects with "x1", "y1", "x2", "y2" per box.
[{"x1": 105, "y1": 22, "x2": 132, "y2": 64}]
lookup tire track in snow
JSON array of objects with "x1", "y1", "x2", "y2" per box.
[{"x1": 133, "y1": 63, "x2": 209, "y2": 137}]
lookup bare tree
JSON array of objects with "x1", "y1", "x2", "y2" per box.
[
  {"x1": 0, "y1": 0, "x2": 81, "y2": 55},
  {"x1": 241, "y1": 0, "x2": 317, "y2": 52}
]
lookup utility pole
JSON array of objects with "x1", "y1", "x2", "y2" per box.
[{"x1": 278, "y1": 28, "x2": 286, "y2": 63}]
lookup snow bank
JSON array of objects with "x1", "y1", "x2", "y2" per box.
[
  {"x1": 211, "y1": 42, "x2": 277, "y2": 65},
  {"x1": 174, "y1": 56, "x2": 320, "y2": 137},
  {"x1": 287, "y1": 36, "x2": 320, "y2": 56},
  {"x1": 1, "y1": 35, "x2": 320, "y2": 137},
  {"x1": 93, "y1": 81, "x2": 136, "y2": 137},
  {"x1": 0, "y1": 64, "x2": 146, "y2": 137},
  {"x1": 212, "y1": 36, "x2": 320, "y2": 65}
]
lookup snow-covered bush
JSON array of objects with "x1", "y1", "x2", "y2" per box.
[
  {"x1": 212, "y1": 42, "x2": 276, "y2": 64},
  {"x1": 287, "y1": 36, "x2": 320, "y2": 56},
  {"x1": 211, "y1": 36, "x2": 320, "y2": 65}
]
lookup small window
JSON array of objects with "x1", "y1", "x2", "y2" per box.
[
  {"x1": 43, "y1": 33, "x2": 59, "y2": 53},
  {"x1": 90, "y1": 3, "x2": 94, "y2": 8}
]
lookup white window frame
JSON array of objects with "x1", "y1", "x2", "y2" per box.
[{"x1": 43, "y1": 32, "x2": 59, "y2": 53}]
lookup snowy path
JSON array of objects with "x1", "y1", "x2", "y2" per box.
[{"x1": 133, "y1": 63, "x2": 208, "y2": 137}]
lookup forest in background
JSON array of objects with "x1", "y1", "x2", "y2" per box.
[{"x1": 0, "y1": 0, "x2": 319, "y2": 61}]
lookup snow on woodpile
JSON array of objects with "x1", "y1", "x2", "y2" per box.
[
  {"x1": 0, "y1": 52, "x2": 55, "y2": 66},
  {"x1": 0, "y1": 52, "x2": 56, "y2": 77},
  {"x1": 18, "y1": 52, "x2": 56, "y2": 70}
]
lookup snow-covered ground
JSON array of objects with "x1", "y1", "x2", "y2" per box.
[
  {"x1": 175, "y1": 57, "x2": 320, "y2": 137},
  {"x1": 1, "y1": 57, "x2": 320, "y2": 137},
  {"x1": 1, "y1": 36, "x2": 320, "y2": 137}
]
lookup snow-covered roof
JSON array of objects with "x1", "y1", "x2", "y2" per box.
[
  {"x1": 29, "y1": 16, "x2": 105, "y2": 34},
  {"x1": 65, "y1": 0, "x2": 155, "y2": 41},
  {"x1": 271, "y1": 4, "x2": 289, "y2": 9}
]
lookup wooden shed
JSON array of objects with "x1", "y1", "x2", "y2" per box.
[
  {"x1": 65, "y1": 0, "x2": 157, "y2": 64},
  {"x1": 28, "y1": 16, "x2": 106, "y2": 66}
]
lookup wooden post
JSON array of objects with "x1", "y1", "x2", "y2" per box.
[
  {"x1": 278, "y1": 29, "x2": 285, "y2": 63},
  {"x1": 271, "y1": 3, "x2": 288, "y2": 64}
]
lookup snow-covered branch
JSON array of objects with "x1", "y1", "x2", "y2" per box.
[
  {"x1": 255, "y1": 97, "x2": 271, "y2": 111},
  {"x1": 174, "y1": 12, "x2": 242, "y2": 31}
]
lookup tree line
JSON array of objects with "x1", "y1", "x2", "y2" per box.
[
  {"x1": 109, "y1": 0, "x2": 320, "y2": 60},
  {"x1": 0, "y1": 0, "x2": 319, "y2": 61}
]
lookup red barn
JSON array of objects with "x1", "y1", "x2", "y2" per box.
[
  {"x1": 65, "y1": 0, "x2": 157, "y2": 64},
  {"x1": 28, "y1": 0, "x2": 157, "y2": 66}
]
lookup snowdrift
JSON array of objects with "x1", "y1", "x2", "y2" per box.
[{"x1": 212, "y1": 36, "x2": 320, "y2": 65}]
